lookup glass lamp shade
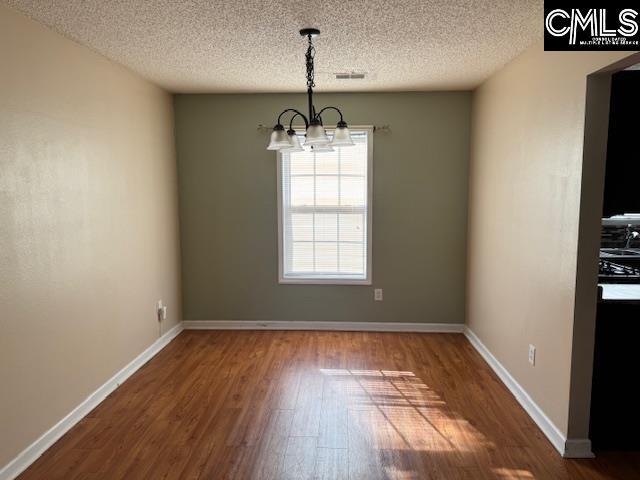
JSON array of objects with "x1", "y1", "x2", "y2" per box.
[
  {"x1": 304, "y1": 123, "x2": 330, "y2": 146},
  {"x1": 281, "y1": 131, "x2": 304, "y2": 152},
  {"x1": 267, "y1": 126, "x2": 292, "y2": 150},
  {"x1": 330, "y1": 125, "x2": 355, "y2": 146}
]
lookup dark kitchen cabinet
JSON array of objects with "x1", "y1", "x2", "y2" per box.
[
  {"x1": 602, "y1": 72, "x2": 640, "y2": 218},
  {"x1": 589, "y1": 300, "x2": 640, "y2": 451}
]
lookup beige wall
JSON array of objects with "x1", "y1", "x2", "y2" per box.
[
  {"x1": 175, "y1": 92, "x2": 470, "y2": 324},
  {"x1": 0, "y1": 4, "x2": 181, "y2": 467},
  {"x1": 466, "y1": 40, "x2": 630, "y2": 438}
]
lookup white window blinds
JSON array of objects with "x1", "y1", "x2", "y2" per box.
[{"x1": 278, "y1": 128, "x2": 372, "y2": 284}]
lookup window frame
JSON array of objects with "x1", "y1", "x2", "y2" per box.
[{"x1": 277, "y1": 125, "x2": 373, "y2": 285}]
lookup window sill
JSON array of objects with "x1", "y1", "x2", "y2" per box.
[{"x1": 279, "y1": 277, "x2": 372, "y2": 285}]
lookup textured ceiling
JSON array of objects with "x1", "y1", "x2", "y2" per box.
[{"x1": 4, "y1": 0, "x2": 543, "y2": 93}]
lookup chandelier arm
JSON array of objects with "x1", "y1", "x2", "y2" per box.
[
  {"x1": 277, "y1": 108, "x2": 308, "y2": 127},
  {"x1": 314, "y1": 106, "x2": 345, "y2": 124},
  {"x1": 288, "y1": 112, "x2": 309, "y2": 131}
]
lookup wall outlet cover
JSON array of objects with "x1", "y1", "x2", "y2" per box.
[{"x1": 528, "y1": 344, "x2": 536, "y2": 366}]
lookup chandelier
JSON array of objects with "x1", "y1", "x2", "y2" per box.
[{"x1": 266, "y1": 28, "x2": 355, "y2": 152}]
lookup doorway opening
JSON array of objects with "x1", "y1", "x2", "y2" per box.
[{"x1": 571, "y1": 53, "x2": 640, "y2": 454}]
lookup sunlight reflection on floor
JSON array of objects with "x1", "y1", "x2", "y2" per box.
[
  {"x1": 493, "y1": 467, "x2": 535, "y2": 479},
  {"x1": 319, "y1": 368, "x2": 495, "y2": 454}
]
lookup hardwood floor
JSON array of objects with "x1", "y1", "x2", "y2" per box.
[{"x1": 18, "y1": 330, "x2": 640, "y2": 479}]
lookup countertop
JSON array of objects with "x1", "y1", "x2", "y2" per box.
[
  {"x1": 598, "y1": 284, "x2": 640, "y2": 303},
  {"x1": 600, "y1": 249, "x2": 640, "y2": 259}
]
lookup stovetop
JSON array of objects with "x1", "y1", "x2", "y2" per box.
[{"x1": 599, "y1": 260, "x2": 640, "y2": 284}]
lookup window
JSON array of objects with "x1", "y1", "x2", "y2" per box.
[{"x1": 278, "y1": 127, "x2": 372, "y2": 284}]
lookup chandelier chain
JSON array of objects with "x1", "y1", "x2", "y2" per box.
[{"x1": 305, "y1": 34, "x2": 315, "y2": 90}]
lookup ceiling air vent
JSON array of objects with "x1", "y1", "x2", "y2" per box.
[{"x1": 335, "y1": 72, "x2": 366, "y2": 80}]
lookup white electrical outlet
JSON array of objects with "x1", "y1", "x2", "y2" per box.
[
  {"x1": 374, "y1": 289, "x2": 383, "y2": 301},
  {"x1": 157, "y1": 300, "x2": 167, "y2": 321},
  {"x1": 528, "y1": 344, "x2": 536, "y2": 366}
]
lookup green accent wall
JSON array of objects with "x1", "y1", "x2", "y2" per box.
[{"x1": 175, "y1": 92, "x2": 471, "y2": 323}]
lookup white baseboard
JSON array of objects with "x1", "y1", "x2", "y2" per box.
[
  {"x1": 0, "y1": 322, "x2": 184, "y2": 480},
  {"x1": 464, "y1": 326, "x2": 580, "y2": 457},
  {"x1": 183, "y1": 320, "x2": 464, "y2": 333}
]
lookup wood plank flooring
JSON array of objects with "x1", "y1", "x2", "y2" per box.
[{"x1": 17, "y1": 331, "x2": 640, "y2": 479}]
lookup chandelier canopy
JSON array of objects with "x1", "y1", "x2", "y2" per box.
[{"x1": 267, "y1": 28, "x2": 355, "y2": 152}]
